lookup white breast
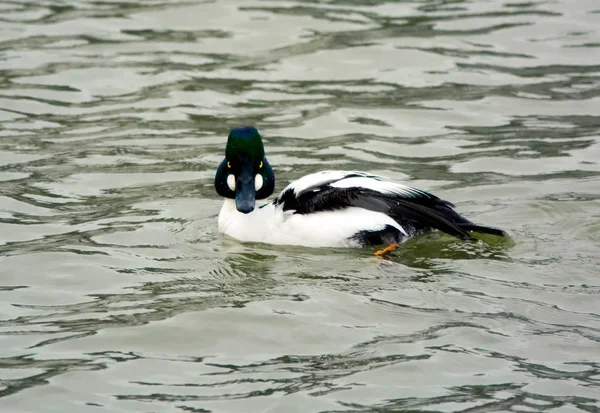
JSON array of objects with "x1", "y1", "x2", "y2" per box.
[{"x1": 218, "y1": 199, "x2": 403, "y2": 248}]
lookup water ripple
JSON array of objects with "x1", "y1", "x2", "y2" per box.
[{"x1": 0, "y1": 0, "x2": 599, "y2": 411}]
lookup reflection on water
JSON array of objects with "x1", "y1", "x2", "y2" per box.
[{"x1": 1, "y1": 0, "x2": 599, "y2": 412}]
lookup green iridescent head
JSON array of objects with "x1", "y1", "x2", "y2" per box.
[
  {"x1": 215, "y1": 127, "x2": 275, "y2": 213},
  {"x1": 225, "y1": 126, "x2": 265, "y2": 162}
]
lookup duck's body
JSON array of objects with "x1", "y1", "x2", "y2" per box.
[
  {"x1": 218, "y1": 171, "x2": 423, "y2": 248},
  {"x1": 219, "y1": 198, "x2": 397, "y2": 248},
  {"x1": 215, "y1": 127, "x2": 505, "y2": 249}
]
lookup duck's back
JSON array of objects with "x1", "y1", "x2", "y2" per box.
[{"x1": 271, "y1": 170, "x2": 504, "y2": 246}]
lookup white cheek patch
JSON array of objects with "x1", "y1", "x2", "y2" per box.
[
  {"x1": 227, "y1": 174, "x2": 236, "y2": 191},
  {"x1": 255, "y1": 174, "x2": 263, "y2": 191}
]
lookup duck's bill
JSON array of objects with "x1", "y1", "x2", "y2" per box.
[{"x1": 235, "y1": 168, "x2": 256, "y2": 214}]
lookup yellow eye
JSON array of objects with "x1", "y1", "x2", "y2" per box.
[
  {"x1": 227, "y1": 161, "x2": 231, "y2": 168},
  {"x1": 259, "y1": 161, "x2": 263, "y2": 169}
]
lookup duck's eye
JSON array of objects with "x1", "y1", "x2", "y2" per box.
[
  {"x1": 227, "y1": 161, "x2": 231, "y2": 168},
  {"x1": 259, "y1": 161, "x2": 263, "y2": 169}
]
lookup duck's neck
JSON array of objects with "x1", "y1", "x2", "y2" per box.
[
  {"x1": 218, "y1": 199, "x2": 240, "y2": 231},
  {"x1": 218, "y1": 199, "x2": 272, "y2": 243}
]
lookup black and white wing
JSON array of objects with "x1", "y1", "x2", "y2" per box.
[{"x1": 275, "y1": 170, "x2": 505, "y2": 240}]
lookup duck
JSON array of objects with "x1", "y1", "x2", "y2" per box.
[{"x1": 215, "y1": 126, "x2": 506, "y2": 254}]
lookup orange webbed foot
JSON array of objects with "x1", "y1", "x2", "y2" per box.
[{"x1": 374, "y1": 243, "x2": 399, "y2": 257}]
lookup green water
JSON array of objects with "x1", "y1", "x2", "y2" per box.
[{"x1": 0, "y1": 1, "x2": 599, "y2": 412}]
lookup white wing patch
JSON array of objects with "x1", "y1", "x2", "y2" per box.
[
  {"x1": 330, "y1": 177, "x2": 431, "y2": 198},
  {"x1": 278, "y1": 171, "x2": 380, "y2": 200},
  {"x1": 277, "y1": 170, "x2": 431, "y2": 203}
]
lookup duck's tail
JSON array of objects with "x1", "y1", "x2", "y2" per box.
[{"x1": 458, "y1": 223, "x2": 507, "y2": 238}]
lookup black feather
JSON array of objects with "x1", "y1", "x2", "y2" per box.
[{"x1": 350, "y1": 225, "x2": 403, "y2": 246}]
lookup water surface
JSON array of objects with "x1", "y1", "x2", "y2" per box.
[{"x1": 1, "y1": 0, "x2": 599, "y2": 412}]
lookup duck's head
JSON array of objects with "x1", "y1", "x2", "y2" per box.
[{"x1": 215, "y1": 126, "x2": 275, "y2": 214}]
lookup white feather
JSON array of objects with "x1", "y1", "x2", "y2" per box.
[
  {"x1": 330, "y1": 177, "x2": 430, "y2": 198},
  {"x1": 219, "y1": 199, "x2": 406, "y2": 248},
  {"x1": 277, "y1": 170, "x2": 430, "y2": 206},
  {"x1": 279, "y1": 171, "x2": 377, "y2": 200}
]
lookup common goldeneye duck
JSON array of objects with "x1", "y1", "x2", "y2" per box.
[{"x1": 215, "y1": 126, "x2": 506, "y2": 254}]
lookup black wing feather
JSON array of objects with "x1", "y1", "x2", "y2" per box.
[{"x1": 278, "y1": 185, "x2": 504, "y2": 240}]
